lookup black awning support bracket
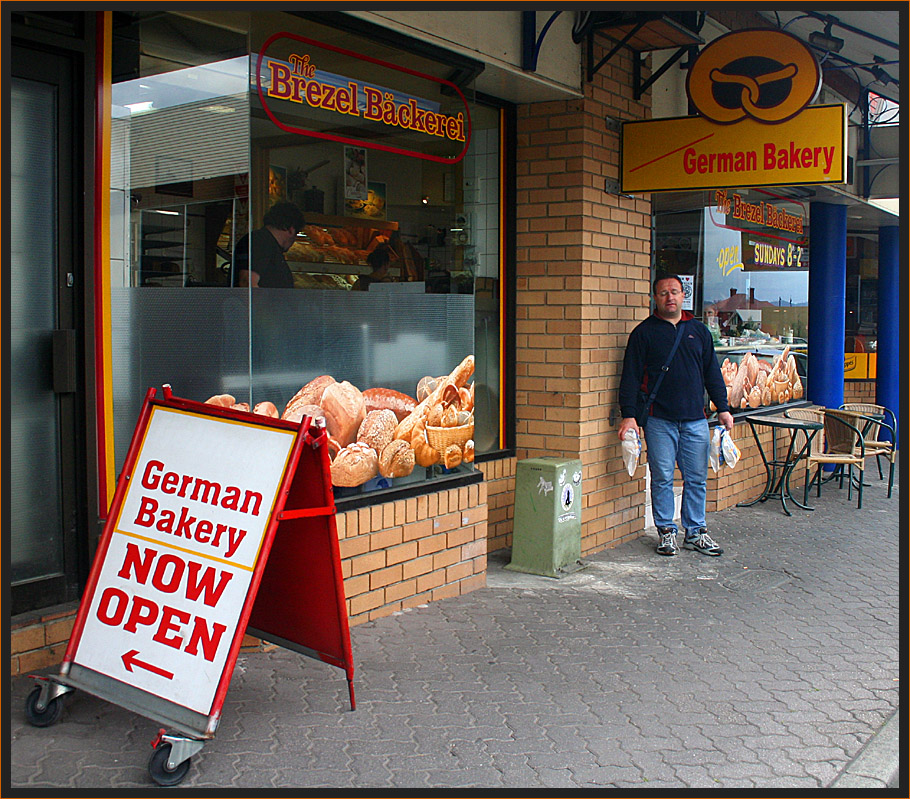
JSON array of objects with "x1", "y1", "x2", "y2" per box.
[
  {"x1": 633, "y1": 45, "x2": 689, "y2": 100},
  {"x1": 587, "y1": 22, "x2": 645, "y2": 83},
  {"x1": 521, "y1": 10, "x2": 563, "y2": 73}
]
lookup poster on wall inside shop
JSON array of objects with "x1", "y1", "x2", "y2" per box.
[
  {"x1": 344, "y1": 146, "x2": 367, "y2": 200},
  {"x1": 679, "y1": 274, "x2": 694, "y2": 310},
  {"x1": 268, "y1": 165, "x2": 287, "y2": 206},
  {"x1": 345, "y1": 182, "x2": 386, "y2": 219}
]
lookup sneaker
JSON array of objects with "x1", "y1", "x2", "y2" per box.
[
  {"x1": 656, "y1": 527, "x2": 679, "y2": 556},
  {"x1": 684, "y1": 529, "x2": 723, "y2": 556}
]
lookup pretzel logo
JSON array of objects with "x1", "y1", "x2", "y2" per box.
[{"x1": 686, "y1": 29, "x2": 821, "y2": 125}]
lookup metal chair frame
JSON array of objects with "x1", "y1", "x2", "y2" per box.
[
  {"x1": 786, "y1": 408, "x2": 866, "y2": 509},
  {"x1": 839, "y1": 403, "x2": 897, "y2": 498}
]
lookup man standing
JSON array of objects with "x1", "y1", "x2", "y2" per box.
[
  {"x1": 618, "y1": 273, "x2": 734, "y2": 557},
  {"x1": 232, "y1": 202, "x2": 305, "y2": 288}
]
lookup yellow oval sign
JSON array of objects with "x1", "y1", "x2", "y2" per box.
[{"x1": 686, "y1": 29, "x2": 821, "y2": 125}]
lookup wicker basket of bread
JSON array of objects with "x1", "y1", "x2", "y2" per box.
[{"x1": 426, "y1": 420, "x2": 474, "y2": 455}]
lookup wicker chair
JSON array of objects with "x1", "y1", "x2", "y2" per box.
[
  {"x1": 818, "y1": 409, "x2": 867, "y2": 509},
  {"x1": 784, "y1": 408, "x2": 827, "y2": 505},
  {"x1": 839, "y1": 403, "x2": 897, "y2": 498}
]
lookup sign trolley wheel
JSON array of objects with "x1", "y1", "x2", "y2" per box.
[
  {"x1": 24, "y1": 676, "x2": 75, "y2": 728},
  {"x1": 148, "y1": 730, "x2": 205, "y2": 786}
]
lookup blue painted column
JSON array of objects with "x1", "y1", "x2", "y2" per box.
[
  {"x1": 807, "y1": 202, "x2": 847, "y2": 409},
  {"x1": 876, "y1": 226, "x2": 899, "y2": 444}
]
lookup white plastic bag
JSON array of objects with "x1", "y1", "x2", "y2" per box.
[
  {"x1": 720, "y1": 428, "x2": 741, "y2": 469},
  {"x1": 621, "y1": 428, "x2": 642, "y2": 476},
  {"x1": 709, "y1": 426, "x2": 723, "y2": 473}
]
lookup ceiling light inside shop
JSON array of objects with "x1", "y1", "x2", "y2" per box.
[
  {"x1": 125, "y1": 101, "x2": 154, "y2": 113},
  {"x1": 201, "y1": 104, "x2": 237, "y2": 114}
]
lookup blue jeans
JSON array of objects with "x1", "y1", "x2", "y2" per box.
[{"x1": 644, "y1": 417, "x2": 710, "y2": 534}]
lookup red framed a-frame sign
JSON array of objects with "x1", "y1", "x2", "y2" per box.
[{"x1": 26, "y1": 385, "x2": 353, "y2": 784}]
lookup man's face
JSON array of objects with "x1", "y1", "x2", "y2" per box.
[
  {"x1": 276, "y1": 226, "x2": 298, "y2": 252},
  {"x1": 653, "y1": 278, "x2": 684, "y2": 320}
]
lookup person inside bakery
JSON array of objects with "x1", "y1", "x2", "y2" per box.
[
  {"x1": 352, "y1": 243, "x2": 394, "y2": 291},
  {"x1": 387, "y1": 230, "x2": 424, "y2": 282},
  {"x1": 231, "y1": 201, "x2": 306, "y2": 288}
]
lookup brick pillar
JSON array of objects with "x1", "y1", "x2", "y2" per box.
[{"x1": 515, "y1": 44, "x2": 653, "y2": 554}]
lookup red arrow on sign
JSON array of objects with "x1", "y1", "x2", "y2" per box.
[{"x1": 121, "y1": 649, "x2": 175, "y2": 680}]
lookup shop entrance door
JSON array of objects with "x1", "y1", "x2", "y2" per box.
[{"x1": 9, "y1": 44, "x2": 83, "y2": 615}]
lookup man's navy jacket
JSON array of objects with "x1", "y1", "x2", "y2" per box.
[{"x1": 619, "y1": 311, "x2": 730, "y2": 423}]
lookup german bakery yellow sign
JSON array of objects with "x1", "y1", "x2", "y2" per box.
[{"x1": 622, "y1": 29, "x2": 846, "y2": 192}]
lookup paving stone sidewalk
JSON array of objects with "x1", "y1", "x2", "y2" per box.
[{"x1": 7, "y1": 468, "x2": 900, "y2": 790}]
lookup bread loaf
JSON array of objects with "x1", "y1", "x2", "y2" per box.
[
  {"x1": 284, "y1": 375, "x2": 336, "y2": 418},
  {"x1": 442, "y1": 444, "x2": 463, "y2": 469},
  {"x1": 231, "y1": 402, "x2": 250, "y2": 413},
  {"x1": 205, "y1": 394, "x2": 236, "y2": 407},
  {"x1": 363, "y1": 388, "x2": 417, "y2": 422},
  {"x1": 357, "y1": 409, "x2": 397, "y2": 453},
  {"x1": 330, "y1": 442, "x2": 378, "y2": 487},
  {"x1": 283, "y1": 403, "x2": 325, "y2": 425},
  {"x1": 463, "y1": 439, "x2": 475, "y2": 463},
  {"x1": 253, "y1": 401, "x2": 279, "y2": 418},
  {"x1": 378, "y1": 439, "x2": 415, "y2": 478},
  {"x1": 411, "y1": 422, "x2": 438, "y2": 467},
  {"x1": 321, "y1": 380, "x2": 365, "y2": 447}
]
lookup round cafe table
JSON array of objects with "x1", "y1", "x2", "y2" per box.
[{"x1": 736, "y1": 413, "x2": 823, "y2": 516}]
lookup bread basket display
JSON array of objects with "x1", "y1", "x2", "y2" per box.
[{"x1": 426, "y1": 420, "x2": 474, "y2": 455}]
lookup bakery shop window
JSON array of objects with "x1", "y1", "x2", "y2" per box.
[
  {"x1": 107, "y1": 10, "x2": 506, "y2": 499},
  {"x1": 653, "y1": 189, "x2": 809, "y2": 414}
]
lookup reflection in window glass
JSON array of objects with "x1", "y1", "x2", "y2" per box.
[{"x1": 653, "y1": 192, "x2": 809, "y2": 413}]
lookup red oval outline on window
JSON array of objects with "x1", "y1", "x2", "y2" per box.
[{"x1": 256, "y1": 32, "x2": 472, "y2": 163}]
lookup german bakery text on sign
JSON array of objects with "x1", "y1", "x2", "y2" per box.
[{"x1": 71, "y1": 407, "x2": 296, "y2": 715}]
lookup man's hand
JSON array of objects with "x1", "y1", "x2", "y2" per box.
[
  {"x1": 238, "y1": 270, "x2": 260, "y2": 288},
  {"x1": 718, "y1": 411, "x2": 734, "y2": 431},
  {"x1": 618, "y1": 416, "x2": 640, "y2": 442}
]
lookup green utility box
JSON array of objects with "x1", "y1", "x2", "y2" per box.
[{"x1": 506, "y1": 457, "x2": 583, "y2": 578}]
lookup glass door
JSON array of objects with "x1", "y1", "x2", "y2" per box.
[{"x1": 8, "y1": 45, "x2": 82, "y2": 614}]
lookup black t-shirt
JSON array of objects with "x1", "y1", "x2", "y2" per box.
[{"x1": 231, "y1": 228, "x2": 294, "y2": 288}]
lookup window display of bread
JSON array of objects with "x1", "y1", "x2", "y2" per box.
[
  {"x1": 715, "y1": 345, "x2": 804, "y2": 411},
  {"x1": 287, "y1": 216, "x2": 399, "y2": 276},
  {"x1": 330, "y1": 442, "x2": 379, "y2": 487},
  {"x1": 198, "y1": 353, "x2": 473, "y2": 487},
  {"x1": 231, "y1": 402, "x2": 250, "y2": 412},
  {"x1": 321, "y1": 380, "x2": 366, "y2": 447},
  {"x1": 357, "y1": 409, "x2": 398, "y2": 453},
  {"x1": 378, "y1": 439, "x2": 415, "y2": 479}
]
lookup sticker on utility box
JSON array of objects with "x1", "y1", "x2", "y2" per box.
[{"x1": 72, "y1": 406, "x2": 296, "y2": 715}]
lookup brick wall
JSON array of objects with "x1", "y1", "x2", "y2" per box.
[
  {"x1": 337, "y1": 482, "x2": 487, "y2": 627},
  {"x1": 844, "y1": 380, "x2": 876, "y2": 404},
  {"x1": 478, "y1": 457, "x2": 517, "y2": 552},
  {"x1": 514, "y1": 42, "x2": 652, "y2": 556}
]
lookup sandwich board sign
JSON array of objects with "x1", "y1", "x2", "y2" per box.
[{"x1": 33, "y1": 385, "x2": 354, "y2": 783}]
